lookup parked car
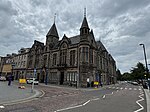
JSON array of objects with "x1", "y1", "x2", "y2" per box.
[
  {"x1": 26, "y1": 78, "x2": 39, "y2": 85},
  {"x1": 0, "y1": 76, "x2": 6, "y2": 81}
]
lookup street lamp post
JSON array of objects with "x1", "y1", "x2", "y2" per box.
[{"x1": 139, "y1": 44, "x2": 149, "y2": 79}]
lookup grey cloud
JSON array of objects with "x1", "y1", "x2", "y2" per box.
[{"x1": 0, "y1": 0, "x2": 150, "y2": 73}]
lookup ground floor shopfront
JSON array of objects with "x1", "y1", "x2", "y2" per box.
[{"x1": 12, "y1": 67, "x2": 116, "y2": 87}]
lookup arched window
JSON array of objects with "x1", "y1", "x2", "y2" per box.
[
  {"x1": 70, "y1": 50, "x2": 76, "y2": 66},
  {"x1": 80, "y1": 47, "x2": 89, "y2": 62},
  {"x1": 60, "y1": 43, "x2": 67, "y2": 65}
]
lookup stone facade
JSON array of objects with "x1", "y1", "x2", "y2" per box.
[
  {"x1": 0, "y1": 14, "x2": 117, "y2": 87},
  {"x1": 26, "y1": 14, "x2": 117, "y2": 87}
]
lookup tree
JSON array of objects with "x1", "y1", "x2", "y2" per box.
[
  {"x1": 130, "y1": 62, "x2": 146, "y2": 80},
  {"x1": 122, "y1": 72, "x2": 132, "y2": 81}
]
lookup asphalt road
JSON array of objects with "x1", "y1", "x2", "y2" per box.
[
  {"x1": 0, "y1": 82, "x2": 147, "y2": 112},
  {"x1": 55, "y1": 83, "x2": 147, "y2": 112}
]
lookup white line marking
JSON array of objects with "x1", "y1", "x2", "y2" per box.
[
  {"x1": 55, "y1": 100, "x2": 91, "y2": 112},
  {"x1": 92, "y1": 98, "x2": 100, "y2": 101},
  {"x1": 134, "y1": 94, "x2": 144, "y2": 112},
  {"x1": 125, "y1": 88, "x2": 127, "y2": 90},
  {"x1": 120, "y1": 87, "x2": 123, "y2": 90},
  {"x1": 112, "y1": 92, "x2": 113, "y2": 94},
  {"x1": 0, "y1": 106, "x2": 5, "y2": 108},
  {"x1": 83, "y1": 100, "x2": 90, "y2": 106},
  {"x1": 116, "y1": 87, "x2": 119, "y2": 89},
  {"x1": 139, "y1": 89, "x2": 141, "y2": 91},
  {"x1": 54, "y1": 104, "x2": 83, "y2": 112},
  {"x1": 52, "y1": 95, "x2": 57, "y2": 97},
  {"x1": 129, "y1": 88, "x2": 132, "y2": 90},
  {"x1": 134, "y1": 88, "x2": 137, "y2": 90},
  {"x1": 116, "y1": 90, "x2": 119, "y2": 92},
  {"x1": 103, "y1": 95, "x2": 106, "y2": 99}
]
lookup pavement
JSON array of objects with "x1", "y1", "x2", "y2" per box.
[
  {"x1": 144, "y1": 89, "x2": 150, "y2": 112},
  {"x1": 39, "y1": 82, "x2": 119, "y2": 92},
  {"x1": 0, "y1": 81, "x2": 42, "y2": 106}
]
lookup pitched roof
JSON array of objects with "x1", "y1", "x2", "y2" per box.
[
  {"x1": 70, "y1": 35, "x2": 80, "y2": 44},
  {"x1": 46, "y1": 23, "x2": 59, "y2": 38}
]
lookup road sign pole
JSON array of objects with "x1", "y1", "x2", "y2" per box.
[{"x1": 31, "y1": 68, "x2": 36, "y2": 93}]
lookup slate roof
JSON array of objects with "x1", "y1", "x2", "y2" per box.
[
  {"x1": 46, "y1": 23, "x2": 59, "y2": 38},
  {"x1": 81, "y1": 17, "x2": 89, "y2": 29},
  {"x1": 70, "y1": 35, "x2": 80, "y2": 45}
]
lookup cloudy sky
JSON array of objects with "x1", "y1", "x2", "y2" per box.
[{"x1": 0, "y1": 0, "x2": 150, "y2": 73}]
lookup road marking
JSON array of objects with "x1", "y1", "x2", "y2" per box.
[
  {"x1": 54, "y1": 104, "x2": 83, "y2": 112},
  {"x1": 134, "y1": 93, "x2": 144, "y2": 112},
  {"x1": 54, "y1": 100, "x2": 91, "y2": 112},
  {"x1": 129, "y1": 88, "x2": 132, "y2": 90},
  {"x1": 92, "y1": 98, "x2": 100, "y2": 101},
  {"x1": 120, "y1": 87, "x2": 123, "y2": 90},
  {"x1": 134, "y1": 88, "x2": 137, "y2": 90},
  {"x1": 125, "y1": 88, "x2": 127, "y2": 90},
  {"x1": 139, "y1": 89, "x2": 141, "y2": 91},
  {"x1": 52, "y1": 95, "x2": 57, "y2": 98},
  {"x1": 103, "y1": 95, "x2": 106, "y2": 99},
  {"x1": 0, "y1": 106, "x2": 5, "y2": 108},
  {"x1": 116, "y1": 87, "x2": 119, "y2": 89},
  {"x1": 83, "y1": 100, "x2": 91, "y2": 106}
]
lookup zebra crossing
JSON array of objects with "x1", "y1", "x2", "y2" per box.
[{"x1": 107, "y1": 86, "x2": 142, "y2": 91}]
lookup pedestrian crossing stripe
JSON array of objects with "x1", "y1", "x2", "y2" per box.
[
  {"x1": 107, "y1": 87, "x2": 141, "y2": 91},
  {"x1": 0, "y1": 106, "x2": 5, "y2": 108}
]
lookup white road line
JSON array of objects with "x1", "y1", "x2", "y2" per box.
[
  {"x1": 54, "y1": 104, "x2": 83, "y2": 112},
  {"x1": 116, "y1": 90, "x2": 119, "y2": 92},
  {"x1": 103, "y1": 95, "x2": 106, "y2": 99},
  {"x1": 52, "y1": 95, "x2": 57, "y2": 98},
  {"x1": 55, "y1": 100, "x2": 91, "y2": 112},
  {"x1": 116, "y1": 87, "x2": 119, "y2": 89},
  {"x1": 0, "y1": 106, "x2": 5, "y2": 108},
  {"x1": 120, "y1": 87, "x2": 123, "y2": 90},
  {"x1": 129, "y1": 88, "x2": 132, "y2": 90},
  {"x1": 125, "y1": 88, "x2": 127, "y2": 90},
  {"x1": 139, "y1": 89, "x2": 141, "y2": 91},
  {"x1": 134, "y1": 88, "x2": 137, "y2": 90},
  {"x1": 92, "y1": 98, "x2": 100, "y2": 101},
  {"x1": 83, "y1": 100, "x2": 91, "y2": 106},
  {"x1": 134, "y1": 94, "x2": 144, "y2": 112}
]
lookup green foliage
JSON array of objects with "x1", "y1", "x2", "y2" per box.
[
  {"x1": 130, "y1": 62, "x2": 146, "y2": 80},
  {"x1": 122, "y1": 72, "x2": 132, "y2": 81},
  {"x1": 120, "y1": 62, "x2": 146, "y2": 81}
]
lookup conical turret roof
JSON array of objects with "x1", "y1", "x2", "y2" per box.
[
  {"x1": 80, "y1": 17, "x2": 89, "y2": 29},
  {"x1": 46, "y1": 23, "x2": 59, "y2": 38}
]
